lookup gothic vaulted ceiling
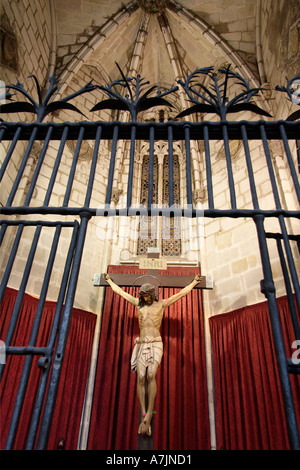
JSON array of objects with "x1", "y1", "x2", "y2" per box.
[{"x1": 54, "y1": 0, "x2": 261, "y2": 104}]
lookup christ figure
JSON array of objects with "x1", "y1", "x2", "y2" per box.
[{"x1": 103, "y1": 273, "x2": 202, "y2": 436}]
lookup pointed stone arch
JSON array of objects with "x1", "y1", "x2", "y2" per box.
[
  {"x1": 55, "y1": 1, "x2": 140, "y2": 98},
  {"x1": 54, "y1": 0, "x2": 264, "y2": 105}
]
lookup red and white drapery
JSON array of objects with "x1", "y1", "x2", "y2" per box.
[
  {"x1": 0, "y1": 287, "x2": 96, "y2": 450},
  {"x1": 209, "y1": 295, "x2": 300, "y2": 450},
  {"x1": 2, "y1": 275, "x2": 297, "y2": 450}
]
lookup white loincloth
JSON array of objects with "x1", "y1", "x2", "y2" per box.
[{"x1": 131, "y1": 336, "x2": 163, "y2": 373}]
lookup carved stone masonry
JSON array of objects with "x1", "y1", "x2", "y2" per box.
[
  {"x1": 0, "y1": 13, "x2": 18, "y2": 72},
  {"x1": 193, "y1": 189, "x2": 206, "y2": 205},
  {"x1": 138, "y1": 0, "x2": 166, "y2": 14},
  {"x1": 111, "y1": 189, "x2": 123, "y2": 205}
]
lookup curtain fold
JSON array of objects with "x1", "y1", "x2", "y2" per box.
[
  {"x1": 88, "y1": 265, "x2": 210, "y2": 450},
  {"x1": 209, "y1": 296, "x2": 300, "y2": 450},
  {"x1": 0, "y1": 287, "x2": 96, "y2": 450}
]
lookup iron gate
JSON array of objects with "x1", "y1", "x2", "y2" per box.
[{"x1": 0, "y1": 67, "x2": 299, "y2": 449}]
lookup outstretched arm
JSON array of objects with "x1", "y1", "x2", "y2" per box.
[
  {"x1": 103, "y1": 273, "x2": 139, "y2": 306},
  {"x1": 162, "y1": 275, "x2": 202, "y2": 308}
]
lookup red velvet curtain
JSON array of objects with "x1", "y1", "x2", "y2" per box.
[
  {"x1": 0, "y1": 287, "x2": 96, "y2": 450},
  {"x1": 88, "y1": 265, "x2": 210, "y2": 450},
  {"x1": 209, "y1": 296, "x2": 300, "y2": 450}
]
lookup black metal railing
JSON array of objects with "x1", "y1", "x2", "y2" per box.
[
  {"x1": 1, "y1": 120, "x2": 299, "y2": 215},
  {"x1": 0, "y1": 67, "x2": 299, "y2": 449}
]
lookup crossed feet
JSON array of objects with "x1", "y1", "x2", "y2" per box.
[{"x1": 138, "y1": 411, "x2": 152, "y2": 436}]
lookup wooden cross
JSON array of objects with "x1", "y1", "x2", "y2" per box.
[{"x1": 97, "y1": 249, "x2": 212, "y2": 291}]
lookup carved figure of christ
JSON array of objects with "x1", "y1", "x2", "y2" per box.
[{"x1": 103, "y1": 273, "x2": 202, "y2": 436}]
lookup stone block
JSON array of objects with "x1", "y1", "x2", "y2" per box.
[
  {"x1": 232, "y1": 220, "x2": 256, "y2": 244},
  {"x1": 204, "y1": 219, "x2": 221, "y2": 237},
  {"x1": 242, "y1": 267, "x2": 264, "y2": 292},
  {"x1": 20, "y1": 25, "x2": 33, "y2": 54},
  {"x1": 34, "y1": 245, "x2": 49, "y2": 264},
  {"x1": 237, "y1": 5, "x2": 255, "y2": 19},
  {"x1": 11, "y1": 1, "x2": 25, "y2": 30},
  {"x1": 227, "y1": 19, "x2": 248, "y2": 33},
  {"x1": 222, "y1": 31, "x2": 242, "y2": 42},
  {"x1": 239, "y1": 41, "x2": 255, "y2": 54},
  {"x1": 216, "y1": 230, "x2": 232, "y2": 250},
  {"x1": 231, "y1": 257, "x2": 248, "y2": 274},
  {"x1": 258, "y1": 180, "x2": 273, "y2": 198},
  {"x1": 248, "y1": 254, "x2": 258, "y2": 268},
  {"x1": 56, "y1": 0, "x2": 81, "y2": 13}
]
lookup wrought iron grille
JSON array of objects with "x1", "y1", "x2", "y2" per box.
[{"x1": 0, "y1": 67, "x2": 299, "y2": 449}]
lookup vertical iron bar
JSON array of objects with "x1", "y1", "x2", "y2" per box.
[
  {"x1": 84, "y1": 125, "x2": 102, "y2": 207},
  {"x1": 279, "y1": 216, "x2": 300, "y2": 314},
  {"x1": 279, "y1": 124, "x2": 300, "y2": 204},
  {"x1": 260, "y1": 124, "x2": 300, "y2": 313},
  {"x1": 260, "y1": 124, "x2": 281, "y2": 209},
  {"x1": 44, "y1": 126, "x2": 69, "y2": 206},
  {"x1": 63, "y1": 126, "x2": 85, "y2": 207},
  {"x1": 127, "y1": 125, "x2": 136, "y2": 208},
  {"x1": 6, "y1": 127, "x2": 38, "y2": 206},
  {"x1": 5, "y1": 225, "x2": 62, "y2": 450},
  {"x1": 0, "y1": 124, "x2": 7, "y2": 142},
  {"x1": 24, "y1": 126, "x2": 53, "y2": 206},
  {"x1": 148, "y1": 126, "x2": 155, "y2": 208},
  {"x1": 0, "y1": 225, "x2": 24, "y2": 301},
  {"x1": 0, "y1": 222, "x2": 8, "y2": 246},
  {"x1": 254, "y1": 214, "x2": 300, "y2": 450},
  {"x1": 0, "y1": 224, "x2": 7, "y2": 246},
  {"x1": 0, "y1": 126, "x2": 35, "y2": 244},
  {"x1": 276, "y1": 238, "x2": 300, "y2": 341},
  {"x1": 241, "y1": 124, "x2": 259, "y2": 210},
  {"x1": 105, "y1": 125, "x2": 119, "y2": 206},
  {"x1": 0, "y1": 126, "x2": 22, "y2": 182},
  {"x1": 168, "y1": 125, "x2": 174, "y2": 207},
  {"x1": 25, "y1": 221, "x2": 79, "y2": 449},
  {"x1": 222, "y1": 124, "x2": 236, "y2": 209},
  {"x1": 184, "y1": 125, "x2": 193, "y2": 206},
  {"x1": 36, "y1": 213, "x2": 91, "y2": 449},
  {"x1": 0, "y1": 225, "x2": 42, "y2": 380},
  {"x1": 203, "y1": 125, "x2": 214, "y2": 209}
]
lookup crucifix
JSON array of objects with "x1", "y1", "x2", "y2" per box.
[
  {"x1": 97, "y1": 255, "x2": 211, "y2": 292},
  {"x1": 96, "y1": 250, "x2": 212, "y2": 449}
]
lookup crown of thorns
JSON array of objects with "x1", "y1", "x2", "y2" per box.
[{"x1": 139, "y1": 283, "x2": 156, "y2": 296}]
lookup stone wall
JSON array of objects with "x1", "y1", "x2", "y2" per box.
[
  {"x1": 0, "y1": 0, "x2": 52, "y2": 99},
  {"x1": 260, "y1": 0, "x2": 300, "y2": 120},
  {"x1": 0, "y1": 0, "x2": 53, "y2": 249}
]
